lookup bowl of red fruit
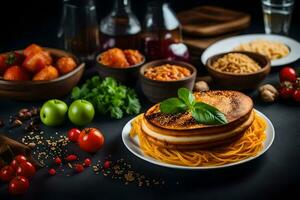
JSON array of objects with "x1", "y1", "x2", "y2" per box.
[{"x1": 0, "y1": 44, "x2": 85, "y2": 101}]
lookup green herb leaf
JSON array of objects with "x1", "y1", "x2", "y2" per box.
[
  {"x1": 159, "y1": 88, "x2": 227, "y2": 125},
  {"x1": 178, "y1": 88, "x2": 195, "y2": 107},
  {"x1": 71, "y1": 76, "x2": 141, "y2": 119},
  {"x1": 160, "y1": 97, "x2": 187, "y2": 114},
  {"x1": 193, "y1": 102, "x2": 227, "y2": 125},
  {"x1": 5, "y1": 52, "x2": 16, "y2": 65}
]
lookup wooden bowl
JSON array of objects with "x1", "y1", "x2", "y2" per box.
[
  {"x1": 140, "y1": 60, "x2": 197, "y2": 103},
  {"x1": 95, "y1": 53, "x2": 145, "y2": 85},
  {"x1": 206, "y1": 51, "x2": 271, "y2": 90},
  {"x1": 0, "y1": 48, "x2": 85, "y2": 101}
]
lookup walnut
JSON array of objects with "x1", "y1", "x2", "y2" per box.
[
  {"x1": 194, "y1": 81, "x2": 210, "y2": 92},
  {"x1": 258, "y1": 84, "x2": 279, "y2": 103}
]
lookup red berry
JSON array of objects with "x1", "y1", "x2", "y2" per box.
[
  {"x1": 292, "y1": 89, "x2": 300, "y2": 102},
  {"x1": 65, "y1": 154, "x2": 77, "y2": 162},
  {"x1": 48, "y1": 168, "x2": 56, "y2": 176},
  {"x1": 280, "y1": 67, "x2": 297, "y2": 82},
  {"x1": 54, "y1": 157, "x2": 62, "y2": 165},
  {"x1": 83, "y1": 158, "x2": 92, "y2": 167},
  {"x1": 10, "y1": 155, "x2": 27, "y2": 170},
  {"x1": 0, "y1": 165, "x2": 15, "y2": 182},
  {"x1": 9, "y1": 176, "x2": 30, "y2": 195},
  {"x1": 67, "y1": 128, "x2": 81, "y2": 142},
  {"x1": 74, "y1": 164, "x2": 84, "y2": 173},
  {"x1": 103, "y1": 161, "x2": 111, "y2": 169},
  {"x1": 279, "y1": 87, "x2": 294, "y2": 99},
  {"x1": 16, "y1": 161, "x2": 36, "y2": 179}
]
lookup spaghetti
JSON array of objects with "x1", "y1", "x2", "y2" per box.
[
  {"x1": 234, "y1": 39, "x2": 289, "y2": 60},
  {"x1": 130, "y1": 113, "x2": 266, "y2": 167}
]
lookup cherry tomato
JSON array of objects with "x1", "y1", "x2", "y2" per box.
[
  {"x1": 279, "y1": 87, "x2": 294, "y2": 99},
  {"x1": 78, "y1": 128, "x2": 105, "y2": 153},
  {"x1": 16, "y1": 161, "x2": 36, "y2": 179},
  {"x1": 10, "y1": 155, "x2": 27, "y2": 170},
  {"x1": 9, "y1": 176, "x2": 29, "y2": 195},
  {"x1": 54, "y1": 157, "x2": 62, "y2": 165},
  {"x1": 83, "y1": 158, "x2": 92, "y2": 167},
  {"x1": 0, "y1": 165, "x2": 15, "y2": 182},
  {"x1": 48, "y1": 168, "x2": 56, "y2": 176},
  {"x1": 74, "y1": 164, "x2": 84, "y2": 173},
  {"x1": 280, "y1": 67, "x2": 297, "y2": 82},
  {"x1": 67, "y1": 128, "x2": 81, "y2": 142},
  {"x1": 293, "y1": 89, "x2": 300, "y2": 102},
  {"x1": 103, "y1": 161, "x2": 111, "y2": 169}
]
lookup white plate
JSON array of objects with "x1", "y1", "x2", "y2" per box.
[
  {"x1": 201, "y1": 34, "x2": 300, "y2": 67},
  {"x1": 122, "y1": 110, "x2": 275, "y2": 170}
]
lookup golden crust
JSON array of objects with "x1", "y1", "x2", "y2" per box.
[
  {"x1": 142, "y1": 91, "x2": 254, "y2": 150},
  {"x1": 144, "y1": 90, "x2": 253, "y2": 130}
]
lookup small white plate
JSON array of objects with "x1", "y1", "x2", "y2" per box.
[
  {"x1": 201, "y1": 34, "x2": 300, "y2": 67},
  {"x1": 122, "y1": 110, "x2": 275, "y2": 170}
]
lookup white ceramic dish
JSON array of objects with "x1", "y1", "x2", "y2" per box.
[
  {"x1": 122, "y1": 110, "x2": 275, "y2": 170},
  {"x1": 201, "y1": 34, "x2": 300, "y2": 67}
]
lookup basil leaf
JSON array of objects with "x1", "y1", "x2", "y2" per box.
[
  {"x1": 160, "y1": 98, "x2": 187, "y2": 114},
  {"x1": 193, "y1": 102, "x2": 227, "y2": 125},
  {"x1": 178, "y1": 88, "x2": 195, "y2": 107}
]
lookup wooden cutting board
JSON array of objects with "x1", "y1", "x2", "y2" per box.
[
  {"x1": 177, "y1": 6, "x2": 251, "y2": 37},
  {"x1": 184, "y1": 32, "x2": 239, "y2": 52}
]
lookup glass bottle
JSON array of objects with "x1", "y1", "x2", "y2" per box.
[
  {"x1": 141, "y1": 1, "x2": 182, "y2": 60},
  {"x1": 58, "y1": 0, "x2": 100, "y2": 65},
  {"x1": 99, "y1": 0, "x2": 141, "y2": 50}
]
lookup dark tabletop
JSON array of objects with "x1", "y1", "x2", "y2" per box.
[{"x1": 1, "y1": 0, "x2": 300, "y2": 199}]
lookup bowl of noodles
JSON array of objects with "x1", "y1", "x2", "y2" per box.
[{"x1": 206, "y1": 51, "x2": 271, "y2": 90}]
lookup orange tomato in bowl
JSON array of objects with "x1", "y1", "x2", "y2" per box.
[
  {"x1": 23, "y1": 44, "x2": 43, "y2": 57},
  {"x1": 3, "y1": 66, "x2": 30, "y2": 81},
  {"x1": 56, "y1": 57, "x2": 77, "y2": 75},
  {"x1": 32, "y1": 65, "x2": 59, "y2": 81},
  {"x1": 22, "y1": 51, "x2": 52, "y2": 73}
]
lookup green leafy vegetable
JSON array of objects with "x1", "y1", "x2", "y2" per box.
[
  {"x1": 160, "y1": 88, "x2": 227, "y2": 125},
  {"x1": 71, "y1": 76, "x2": 141, "y2": 119}
]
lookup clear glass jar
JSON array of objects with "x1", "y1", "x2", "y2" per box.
[
  {"x1": 58, "y1": 0, "x2": 100, "y2": 64},
  {"x1": 100, "y1": 0, "x2": 141, "y2": 50},
  {"x1": 141, "y1": 1, "x2": 182, "y2": 60}
]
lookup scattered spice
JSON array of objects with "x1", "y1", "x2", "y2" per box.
[{"x1": 6, "y1": 108, "x2": 166, "y2": 188}]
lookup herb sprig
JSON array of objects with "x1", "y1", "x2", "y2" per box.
[
  {"x1": 160, "y1": 88, "x2": 227, "y2": 125},
  {"x1": 71, "y1": 76, "x2": 141, "y2": 119}
]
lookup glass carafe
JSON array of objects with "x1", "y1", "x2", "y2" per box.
[
  {"x1": 99, "y1": 0, "x2": 141, "y2": 50},
  {"x1": 58, "y1": 0, "x2": 100, "y2": 65},
  {"x1": 141, "y1": 1, "x2": 182, "y2": 60}
]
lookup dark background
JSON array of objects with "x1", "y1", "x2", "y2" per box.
[{"x1": 0, "y1": 0, "x2": 299, "y2": 51}]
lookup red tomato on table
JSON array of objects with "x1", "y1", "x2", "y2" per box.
[{"x1": 78, "y1": 128, "x2": 105, "y2": 153}]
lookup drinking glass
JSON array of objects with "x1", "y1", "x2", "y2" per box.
[
  {"x1": 58, "y1": 0, "x2": 100, "y2": 64},
  {"x1": 261, "y1": 0, "x2": 294, "y2": 35}
]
